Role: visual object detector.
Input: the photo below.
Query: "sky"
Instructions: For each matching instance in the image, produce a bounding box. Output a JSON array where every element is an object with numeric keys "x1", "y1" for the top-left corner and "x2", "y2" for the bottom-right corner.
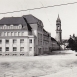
[{"x1": 0, "y1": 0, "x2": 77, "y2": 39}]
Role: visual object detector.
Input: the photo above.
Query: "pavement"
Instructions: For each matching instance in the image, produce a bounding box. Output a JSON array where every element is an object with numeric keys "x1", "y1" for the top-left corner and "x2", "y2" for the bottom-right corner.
[{"x1": 40, "y1": 67, "x2": 77, "y2": 77}]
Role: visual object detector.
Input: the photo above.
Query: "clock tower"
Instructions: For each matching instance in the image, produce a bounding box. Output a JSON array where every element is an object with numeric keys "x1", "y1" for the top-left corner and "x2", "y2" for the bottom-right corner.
[{"x1": 56, "y1": 14, "x2": 62, "y2": 44}]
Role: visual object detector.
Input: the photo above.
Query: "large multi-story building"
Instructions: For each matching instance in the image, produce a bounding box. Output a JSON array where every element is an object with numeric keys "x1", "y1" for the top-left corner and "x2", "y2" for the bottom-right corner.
[
  {"x1": 0, "y1": 14, "x2": 60, "y2": 56},
  {"x1": 0, "y1": 14, "x2": 52, "y2": 56}
]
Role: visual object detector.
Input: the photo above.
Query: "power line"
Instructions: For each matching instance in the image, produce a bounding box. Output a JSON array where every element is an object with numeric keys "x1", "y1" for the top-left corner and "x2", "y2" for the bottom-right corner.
[
  {"x1": 39, "y1": 1, "x2": 52, "y2": 26},
  {"x1": 0, "y1": 1, "x2": 77, "y2": 14}
]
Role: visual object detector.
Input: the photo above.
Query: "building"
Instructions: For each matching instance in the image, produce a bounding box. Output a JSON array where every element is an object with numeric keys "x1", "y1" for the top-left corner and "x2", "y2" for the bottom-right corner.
[
  {"x1": 62, "y1": 39, "x2": 69, "y2": 50},
  {"x1": 0, "y1": 14, "x2": 53, "y2": 56},
  {"x1": 23, "y1": 15, "x2": 44, "y2": 55},
  {"x1": 56, "y1": 14, "x2": 62, "y2": 44}
]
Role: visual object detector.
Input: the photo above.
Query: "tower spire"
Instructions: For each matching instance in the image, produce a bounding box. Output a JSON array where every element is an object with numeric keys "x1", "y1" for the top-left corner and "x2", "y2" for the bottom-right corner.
[
  {"x1": 56, "y1": 14, "x2": 61, "y2": 22},
  {"x1": 58, "y1": 14, "x2": 59, "y2": 18}
]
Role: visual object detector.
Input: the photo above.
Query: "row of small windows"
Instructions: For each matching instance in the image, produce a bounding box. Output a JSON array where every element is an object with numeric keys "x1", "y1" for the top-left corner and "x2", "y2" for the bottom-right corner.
[
  {"x1": 0, "y1": 39, "x2": 32, "y2": 44},
  {"x1": 0, "y1": 47, "x2": 32, "y2": 51},
  {"x1": 0, "y1": 47, "x2": 24, "y2": 51},
  {"x1": 0, "y1": 54, "x2": 25, "y2": 56},
  {"x1": 0, "y1": 32, "x2": 24, "y2": 36},
  {"x1": 0, "y1": 39, "x2": 24, "y2": 44},
  {"x1": 0, "y1": 25, "x2": 22, "y2": 29}
]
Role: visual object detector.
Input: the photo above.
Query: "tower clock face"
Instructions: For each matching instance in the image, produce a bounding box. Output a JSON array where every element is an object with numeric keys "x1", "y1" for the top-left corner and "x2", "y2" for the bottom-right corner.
[{"x1": 58, "y1": 26, "x2": 60, "y2": 30}]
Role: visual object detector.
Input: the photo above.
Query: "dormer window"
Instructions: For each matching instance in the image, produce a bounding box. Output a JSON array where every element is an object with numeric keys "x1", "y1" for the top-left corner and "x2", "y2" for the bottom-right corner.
[
  {"x1": 19, "y1": 24, "x2": 22, "y2": 29},
  {"x1": 10, "y1": 25, "x2": 13, "y2": 29},
  {"x1": 4, "y1": 25, "x2": 6, "y2": 29}
]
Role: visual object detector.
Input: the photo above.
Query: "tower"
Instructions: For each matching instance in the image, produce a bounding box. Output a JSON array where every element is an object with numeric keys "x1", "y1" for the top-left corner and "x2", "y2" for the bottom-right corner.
[{"x1": 56, "y1": 14, "x2": 62, "y2": 44}]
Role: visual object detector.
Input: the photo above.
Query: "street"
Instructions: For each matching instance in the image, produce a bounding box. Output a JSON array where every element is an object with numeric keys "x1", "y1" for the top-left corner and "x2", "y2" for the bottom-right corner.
[{"x1": 0, "y1": 50, "x2": 77, "y2": 77}]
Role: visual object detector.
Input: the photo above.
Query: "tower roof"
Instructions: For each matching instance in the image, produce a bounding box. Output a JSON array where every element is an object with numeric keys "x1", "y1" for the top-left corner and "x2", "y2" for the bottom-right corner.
[{"x1": 56, "y1": 14, "x2": 61, "y2": 22}]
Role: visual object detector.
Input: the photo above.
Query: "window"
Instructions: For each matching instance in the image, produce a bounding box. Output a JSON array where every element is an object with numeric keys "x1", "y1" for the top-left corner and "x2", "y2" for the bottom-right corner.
[
  {"x1": 19, "y1": 24, "x2": 22, "y2": 29},
  {"x1": 11, "y1": 32, "x2": 13, "y2": 36},
  {"x1": 0, "y1": 47, "x2": 2, "y2": 51},
  {"x1": 13, "y1": 39, "x2": 17, "y2": 44},
  {"x1": 6, "y1": 40, "x2": 9, "y2": 44},
  {"x1": 18, "y1": 32, "x2": 21, "y2": 36},
  {"x1": 7, "y1": 32, "x2": 10, "y2": 36},
  {"x1": 1, "y1": 32, "x2": 4, "y2": 36},
  {"x1": 5, "y1": 32, "x2": 7, "y2": 36},
  {"x1": 13, "y1": 47, "x2": 17, "y2": 51},
  {"x1": 20, "y1": 54, "x2": 24, "y2": 56},
  {"x1": 14, "y1": 32, "x2": 17, "y2": 36},
  {"x1": 13, "y1": 54, "x2": 17, "y2": 56},
  {"x1": 0, "y1": 40, "x2": 2, "y2": 44},
  {"x1": 5, "y1": 54, "x2": 9, "y2": 56},
  {"x1": 22, "y1": 32, "x2": 24, "y2": 36},
  {"x1": 29, "y1": 39, "x2": 32, "y2": 43},
  {"x1": 0, "y1": 33, "x2": 1, "y2": 36},
  {"x1": 6, "y1": 47, "x2": 9, "y2": 51},
  {"x1": 29, "y1": 47, "x2": 32, "y2": 51},
  {"x1": 20, "y1": 39, "x2": 24, "y2": 43},
  {"x1": 20, "y1": 47, "x2": 24, "y2": 51}
]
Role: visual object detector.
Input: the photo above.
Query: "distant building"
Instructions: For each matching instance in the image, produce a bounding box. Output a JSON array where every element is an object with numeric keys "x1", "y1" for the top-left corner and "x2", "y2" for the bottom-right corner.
[
  {"x1": 56, "y1": 15, "x2": 62, "y2": 44},
  {"x1": 62, "y1": 39, "x2": 69, "y2": 49}
]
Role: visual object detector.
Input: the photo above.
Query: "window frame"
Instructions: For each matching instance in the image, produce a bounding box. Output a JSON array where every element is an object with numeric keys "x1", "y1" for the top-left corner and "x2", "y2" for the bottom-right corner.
[
  {"x1": 0, "y1": 40, "x2": 2, "y2": 44},
  {"x1": 13, "y1": 39, "x2": 17, "y2": 44},
  {"x1": 29, "y1": 39, "x2": 32, "y2": 43},
  {"x1": 20, "y1": 47, "x2": 24, "y2": 51},
  {"x1": 20, "y1": 39, "x2": 24, "y2": 43},
  {"x1": 13, "y1": 47, "x2": 17, "y2": 51},
  {"x1": 6, "y1": 47, "x2": 9, "y2": 51},
  {"x1": 6, "y1": 40, "x2": 9, "y2": 44}
]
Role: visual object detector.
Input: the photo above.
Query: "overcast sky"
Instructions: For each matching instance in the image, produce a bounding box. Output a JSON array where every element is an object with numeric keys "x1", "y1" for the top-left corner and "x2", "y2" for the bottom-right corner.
[{"x1": 0, "y1": 0, "x2": 77, "y2": 39}]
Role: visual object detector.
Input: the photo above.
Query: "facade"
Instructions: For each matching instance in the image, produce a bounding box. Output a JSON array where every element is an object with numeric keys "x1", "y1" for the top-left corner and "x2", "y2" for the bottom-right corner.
[
  {"x1": 23, "y1": 15, "x2": 52, "y2": 55},
  {"x1": 43, "y1": 29, "x2": 51, "y2": 53},
  {"x1": 0, "y1": 16, "x2": 34, "y2": 56},
  {"x1": 56, "y1": 15, "x2": 62, "y2": 44}
]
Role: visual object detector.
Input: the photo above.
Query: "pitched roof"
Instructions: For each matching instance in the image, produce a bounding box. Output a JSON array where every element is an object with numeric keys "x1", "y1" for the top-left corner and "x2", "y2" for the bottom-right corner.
[
  {"x1": 0, "y1": 17, "x2": 32, "y2": 31},
  {"x1": 0, "y1": 17, "x2": 27, "y2": 25},
  {"x1": 23, "y1": 14, "x2": 41, "y2": 24},
  {"x1": 56, "y1": 14, "x2": 61, "y2": 22}
]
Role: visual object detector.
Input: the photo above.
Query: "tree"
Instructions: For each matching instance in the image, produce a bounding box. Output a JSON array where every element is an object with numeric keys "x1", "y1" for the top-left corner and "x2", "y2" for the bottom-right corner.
[{"x1": 67, "y1": 36, "x2": 77, "y2": 52}]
